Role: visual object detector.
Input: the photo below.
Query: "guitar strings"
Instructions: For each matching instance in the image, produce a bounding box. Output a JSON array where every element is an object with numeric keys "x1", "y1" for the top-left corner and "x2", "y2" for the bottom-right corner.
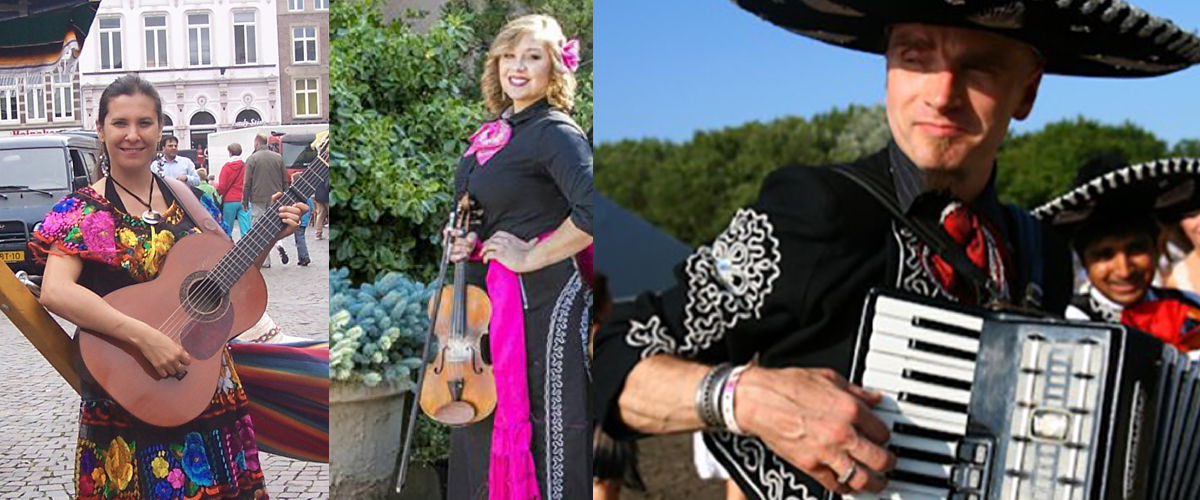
[
  {"x1": 154, "y1": 152, "x2": 328, "y2": 342},
  {"x1": 153, "y1": 159, "x2": 326, "y2": 345},
  {"x1": 151, "y1": 150, "x2": 328, "y2": 345}
]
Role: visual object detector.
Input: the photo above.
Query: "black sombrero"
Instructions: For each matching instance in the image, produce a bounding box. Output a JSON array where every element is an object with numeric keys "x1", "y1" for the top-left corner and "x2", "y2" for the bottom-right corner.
[
  {"x1": 732, "y1": 0, "x2": 1200, "y2": 77},
  {"x1": 1032, "y1": 157, "x2": 1200, "y2": 229}
]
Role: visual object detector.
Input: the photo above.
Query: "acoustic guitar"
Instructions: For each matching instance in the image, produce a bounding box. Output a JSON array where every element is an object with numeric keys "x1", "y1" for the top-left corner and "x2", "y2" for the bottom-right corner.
[{"x1": 78, "y1": 132, "x2": 329, "y2": 428}]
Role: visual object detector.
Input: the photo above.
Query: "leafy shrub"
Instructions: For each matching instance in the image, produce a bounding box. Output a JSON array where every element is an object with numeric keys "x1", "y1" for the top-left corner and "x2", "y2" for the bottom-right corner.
[
  {"x1": 329, "y1": 267, "x2": 430, "y2": 388},
  {"x1": 330, "y1": 0, "x2": 483, "y2": 284}
]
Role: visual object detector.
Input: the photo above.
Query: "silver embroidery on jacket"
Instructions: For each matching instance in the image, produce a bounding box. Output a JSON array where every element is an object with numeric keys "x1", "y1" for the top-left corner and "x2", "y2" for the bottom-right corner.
[
  {"x1": 679, "y1": 208, "x2": 782, "y2": 356},
  {"x1": 624, "y1": 315, "x2": 676, "y2": 358}
]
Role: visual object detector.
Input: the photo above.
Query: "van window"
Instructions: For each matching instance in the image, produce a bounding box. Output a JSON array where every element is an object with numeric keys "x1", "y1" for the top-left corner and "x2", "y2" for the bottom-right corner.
[
  {"x1": 70, "y1": 149, "x2": 88, "y2": 178},
  {"x1": 82, "y1": 152, "x2": 98, "y2": 180},
  {"x1": 0, "y1": 148, "x2": 70, "y2": 190}
]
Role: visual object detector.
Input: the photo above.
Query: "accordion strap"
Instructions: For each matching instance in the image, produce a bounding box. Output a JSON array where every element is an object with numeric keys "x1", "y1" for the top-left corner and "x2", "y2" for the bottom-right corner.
[{"x1": 829, "y1": 164, "x2": 998, "y2": 302}]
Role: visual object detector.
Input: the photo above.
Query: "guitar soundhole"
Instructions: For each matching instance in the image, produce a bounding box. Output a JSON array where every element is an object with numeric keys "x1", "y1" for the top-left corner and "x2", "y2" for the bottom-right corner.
[{"x1": 181, "y1": 273, "x2": 227, "y2": 319}]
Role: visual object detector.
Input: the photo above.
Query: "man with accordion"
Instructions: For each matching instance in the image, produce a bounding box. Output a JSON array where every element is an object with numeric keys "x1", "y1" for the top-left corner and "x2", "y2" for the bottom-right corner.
[{"x1": 592, "y1": 1, "x2": 1200, "y2": 499}]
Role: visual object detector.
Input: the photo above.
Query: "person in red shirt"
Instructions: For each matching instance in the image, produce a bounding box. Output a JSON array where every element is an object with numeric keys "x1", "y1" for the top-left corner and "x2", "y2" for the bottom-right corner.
[{"x1": 216, "y1": 142, "x2": 250, "y2": 237}]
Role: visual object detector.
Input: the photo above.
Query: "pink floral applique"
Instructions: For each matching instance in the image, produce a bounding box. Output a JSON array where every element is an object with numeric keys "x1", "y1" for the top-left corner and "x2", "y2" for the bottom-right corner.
[
  {"x1": 79, "y1": 211, "x2": 118, "y2": 262},
  {"x1": 562, "y1": 39, "x2": 581, "y2": 73},
  {"x1": 39, "y1": 198, "x2": 83, "y2": 240},
  {"x1": 167, "y1": 468, "x2": 184, "y2": 489},
  {"x1": 239, "y1": 415, "x2": 261, "y2": 471},
  {"x1": 462, "y1": 119, "x2": 512, "y2": 166}
]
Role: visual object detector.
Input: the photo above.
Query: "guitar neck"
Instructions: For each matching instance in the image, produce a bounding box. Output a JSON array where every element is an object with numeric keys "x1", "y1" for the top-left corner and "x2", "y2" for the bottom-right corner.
[{"x1": 209, "y1": 159, "x2": 328, "y2": 290}]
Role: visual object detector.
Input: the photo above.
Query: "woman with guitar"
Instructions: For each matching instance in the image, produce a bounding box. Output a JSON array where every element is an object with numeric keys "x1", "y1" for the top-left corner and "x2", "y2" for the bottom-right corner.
[
  {"x1": 442, "y1": 14, "x2": 593, "y2": 500},
  {"x1": 30, "y1": 74, "x2": 309, "y2": 499}
]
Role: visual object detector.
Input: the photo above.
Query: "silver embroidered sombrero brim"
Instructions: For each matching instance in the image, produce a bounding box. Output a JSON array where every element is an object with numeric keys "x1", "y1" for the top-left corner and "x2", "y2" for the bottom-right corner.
[
  {"x1": 1032, "y1": 158, "x2": 1200, "y2": 226},
  {"x1": 732, "y1": 0, "x2": 1200, "y2": 77}
]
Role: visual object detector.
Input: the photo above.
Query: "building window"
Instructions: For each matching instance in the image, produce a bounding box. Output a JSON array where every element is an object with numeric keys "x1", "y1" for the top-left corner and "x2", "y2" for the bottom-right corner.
[
  {"x1": 293, "y1": 27, "x2": 318, "y2": 64},
  {"x1": 25, "y1": 79, "x2": 46, "y2": 123},
  {"x1": 162, "y1": 114, "x2": 174, "y2": 136},
  {"x1": 52, "y1": 74, "x2": 73, "y2": 120},
  {"x1": 98, "y1": 17, "x2": 122, "y2": 70},
  {"x1": 288, "y1": 0, "x2": 304, "y2": 11},
  {"x1": 0, "y1": 87, "x2": 17, "y2": 123},
  {"x1": 233, "y1": 11, "x2": 257, "y2": 65},
  {"x1": 188, "y1": 13, "x2": 212, "y2": 66},
  {"x1": 294, "y1": 79, "x2": 319, "y2": 118},
  {"x1": 235, "y1": 109, "x2": 262, "y2": 127},
  {"x1": 314, "y1": 0, "x2": 328, "y2": 10},
  {"x1": 144, "y1": 15, "x2": 168, "y2": 68}
]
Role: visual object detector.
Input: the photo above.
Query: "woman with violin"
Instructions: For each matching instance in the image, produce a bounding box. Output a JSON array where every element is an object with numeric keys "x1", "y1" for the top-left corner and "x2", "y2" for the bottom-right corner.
[
  {"x1": 442, "y1": 14, "x2": 593, "y2": 500},
  {"x1": 31, "y1": 74, "x2": 309, "y2": 499}
]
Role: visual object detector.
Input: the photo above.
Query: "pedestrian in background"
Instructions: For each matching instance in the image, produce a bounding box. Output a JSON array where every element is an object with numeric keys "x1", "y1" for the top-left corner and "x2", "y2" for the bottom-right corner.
[
  {"x1": 217, "y1": 142, "x2": 251, "y2": 238},
  {"x1": 197, "y1": 167, "x2": 219, "y2": 203},
  {"x1": 152, "y1": 135, "x2": 200, "y2": 187},
  {"x1": 243, "y1": 133, "x2": 288, "y2": 267}
]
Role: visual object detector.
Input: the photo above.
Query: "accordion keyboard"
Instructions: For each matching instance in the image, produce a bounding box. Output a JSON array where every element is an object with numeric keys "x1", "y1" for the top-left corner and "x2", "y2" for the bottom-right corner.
[{"x1": 845, "y1": 289, "x2": 1164, "y2": 500}]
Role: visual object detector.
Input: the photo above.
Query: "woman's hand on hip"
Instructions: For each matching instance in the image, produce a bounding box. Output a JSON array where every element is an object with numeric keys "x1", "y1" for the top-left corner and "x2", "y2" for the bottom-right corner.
[{"x1": 482, "y1": 231, "x2": 539, "y2": 272}]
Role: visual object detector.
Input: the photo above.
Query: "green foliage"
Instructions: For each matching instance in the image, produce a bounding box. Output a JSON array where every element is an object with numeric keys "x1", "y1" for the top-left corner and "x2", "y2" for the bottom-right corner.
[
  {"x1": 330, "y1": 0, "x2": 483, "y2": 284},
  {"x1": 329, "y1": 268, "x2": 431, "y2": 388},
  {"x1": 411, "y1": 415, "x2": 452, "y2": 465},
  {"x1": 1172, "y1": 139, "x2": 1200, "y2": 158},
  {"x1": 996, "y1": 117, "x2": 1167, "y2": 208},
  {"x1": 596, "y1": 104, "x2": 888, "y2": 245}
]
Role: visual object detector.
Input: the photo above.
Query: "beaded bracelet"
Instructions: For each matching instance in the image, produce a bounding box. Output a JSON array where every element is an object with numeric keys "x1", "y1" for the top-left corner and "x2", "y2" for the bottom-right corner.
[{"x1": 721, "y1": 365, "x2": 752, "y2": 435}]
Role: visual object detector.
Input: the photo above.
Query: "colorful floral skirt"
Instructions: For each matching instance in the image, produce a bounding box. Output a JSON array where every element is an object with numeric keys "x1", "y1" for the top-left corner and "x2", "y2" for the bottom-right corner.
[{"x1": 75, "y1": 349, "x2": 269, "y2": 500}]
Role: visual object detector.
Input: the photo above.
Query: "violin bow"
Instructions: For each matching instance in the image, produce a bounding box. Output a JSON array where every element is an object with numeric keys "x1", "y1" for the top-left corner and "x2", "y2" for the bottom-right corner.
[{"x1": 395, "y1": 196, "x2": 465, "y2": 493}]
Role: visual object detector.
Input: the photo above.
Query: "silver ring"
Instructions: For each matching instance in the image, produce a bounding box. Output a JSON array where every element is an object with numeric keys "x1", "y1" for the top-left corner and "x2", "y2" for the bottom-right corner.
[{"x1": 837, "y1": 462, "x2": 858, "y2": 485}]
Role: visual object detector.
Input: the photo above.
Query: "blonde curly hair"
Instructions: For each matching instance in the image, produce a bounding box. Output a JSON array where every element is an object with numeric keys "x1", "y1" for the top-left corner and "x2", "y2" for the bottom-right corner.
[{"x1": 482, "y1": 14, "x2": 577, "y2": 116}]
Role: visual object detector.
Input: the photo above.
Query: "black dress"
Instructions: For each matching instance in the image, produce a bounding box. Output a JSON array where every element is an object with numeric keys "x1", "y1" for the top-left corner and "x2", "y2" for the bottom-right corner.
[
  {"x1": 592, "y1": 144, "x2": 1074, "y2": 500},
  {"x1": 448, "y1": 99, "x2": 593, "y2": 500}
]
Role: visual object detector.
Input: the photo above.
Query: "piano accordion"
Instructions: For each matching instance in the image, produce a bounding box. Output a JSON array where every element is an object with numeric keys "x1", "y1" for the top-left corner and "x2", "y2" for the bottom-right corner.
[{"x1": 846, "y1": 289, "x2": 1194, "y2": 500}]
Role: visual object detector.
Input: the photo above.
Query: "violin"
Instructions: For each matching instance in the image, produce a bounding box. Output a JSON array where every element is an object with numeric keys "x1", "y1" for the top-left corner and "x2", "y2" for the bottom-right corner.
[
  {"x1": 418, "y1": 195, "x2": 496, "y2": 425},
  {"x1": 397, "y1": 195, "x2": 497, "y2": 492}
]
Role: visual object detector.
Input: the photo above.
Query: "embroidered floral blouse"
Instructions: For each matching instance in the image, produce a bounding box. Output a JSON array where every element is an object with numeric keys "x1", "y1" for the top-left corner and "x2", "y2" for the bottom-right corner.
[{"x1": 30, "y1": 181, "x2": 224, "y2": 296}]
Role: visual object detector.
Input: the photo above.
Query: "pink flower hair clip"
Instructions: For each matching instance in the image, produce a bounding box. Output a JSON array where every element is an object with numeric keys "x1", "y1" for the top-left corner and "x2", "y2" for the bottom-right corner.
[{"x1": 561, "y1": 39, "x2": 581, "y2": 73}]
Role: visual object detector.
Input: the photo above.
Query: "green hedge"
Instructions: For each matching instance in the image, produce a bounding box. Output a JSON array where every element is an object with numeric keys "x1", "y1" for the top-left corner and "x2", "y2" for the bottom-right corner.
[{"x1": 330, "y1": 0, "x2": 484, "y2": 284}]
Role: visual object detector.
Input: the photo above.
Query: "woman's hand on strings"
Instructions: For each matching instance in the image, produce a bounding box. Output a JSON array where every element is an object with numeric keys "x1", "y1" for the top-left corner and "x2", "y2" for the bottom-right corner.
[
  {"x1": 131, "y1": 323, "x2": 192, "y2": 379},
  {"x1": 270, "y1": 192, "x2": 310, "y2": 240}
]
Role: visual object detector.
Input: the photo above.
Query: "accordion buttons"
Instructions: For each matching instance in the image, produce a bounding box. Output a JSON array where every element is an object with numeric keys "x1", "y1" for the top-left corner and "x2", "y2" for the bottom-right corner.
[{"x1": 1031, "y1": 409, "x2": 1073, "y2": 442}]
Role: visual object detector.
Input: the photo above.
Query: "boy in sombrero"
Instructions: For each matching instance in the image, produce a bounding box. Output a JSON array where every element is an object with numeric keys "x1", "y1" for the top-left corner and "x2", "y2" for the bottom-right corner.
[
  {"x1": 1036, "y1": 153, "x2": 1200, "y2": 353},
  {"x1": 594, "y1": 1, "x2": 1200, "y2": 498}
]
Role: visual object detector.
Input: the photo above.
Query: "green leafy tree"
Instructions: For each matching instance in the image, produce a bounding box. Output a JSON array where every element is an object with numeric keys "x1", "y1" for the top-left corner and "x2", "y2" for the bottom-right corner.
[
  {"x1": 1171, "y1": 139, "x2": 1200, "y2": 158},
  {"x1": 331, "y1": 0, "x2": 482, "y2": 284},
  {"x1": 597, "y1": 105, "x2": 888, "y2": 244},
  {"x1": 996, "y1": 117, "x2": 1167, "y2": 208}
]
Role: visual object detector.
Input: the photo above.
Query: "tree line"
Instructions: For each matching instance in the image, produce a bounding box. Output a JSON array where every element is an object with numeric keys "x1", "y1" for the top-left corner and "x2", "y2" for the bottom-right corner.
[{"x1": 596, "y1": 104, "x2": 1200, "y2": 246}]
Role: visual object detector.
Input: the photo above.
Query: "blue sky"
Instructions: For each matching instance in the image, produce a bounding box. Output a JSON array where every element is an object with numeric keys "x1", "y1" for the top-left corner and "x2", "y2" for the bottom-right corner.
[{"x1": 595, "y1": 1, "x2": 1200, "y2": 147}]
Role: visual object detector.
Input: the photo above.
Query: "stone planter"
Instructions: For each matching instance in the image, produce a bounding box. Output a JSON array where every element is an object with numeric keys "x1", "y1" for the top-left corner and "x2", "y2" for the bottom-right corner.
[{"x1": 330, "y1": 380, "x2": 409, "y2": 499}]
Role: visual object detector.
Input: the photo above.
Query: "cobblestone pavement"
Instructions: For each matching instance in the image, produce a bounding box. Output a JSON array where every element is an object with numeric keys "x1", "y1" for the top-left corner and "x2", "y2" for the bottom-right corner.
[{"x1": 0, "y1": 228, "x2": 329, "y2": 499}]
